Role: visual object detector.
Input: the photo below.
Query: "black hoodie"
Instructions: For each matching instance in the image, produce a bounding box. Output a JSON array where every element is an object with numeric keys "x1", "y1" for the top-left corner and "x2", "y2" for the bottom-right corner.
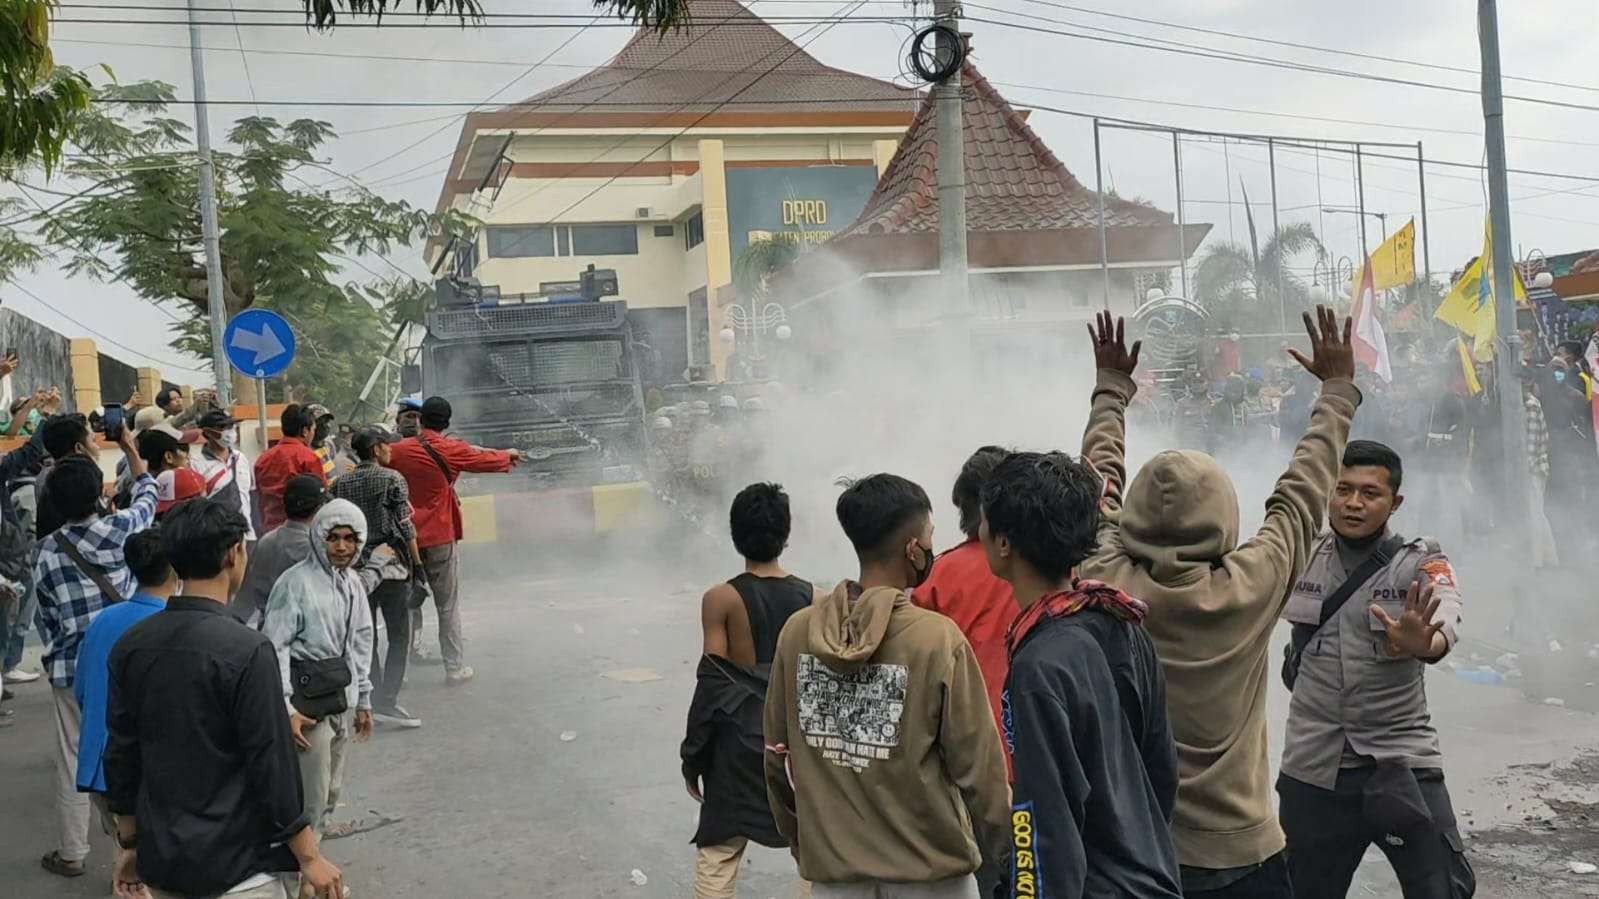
[{"x1": 1005, "y1": 608, "x2": 1182, "y2": 899}]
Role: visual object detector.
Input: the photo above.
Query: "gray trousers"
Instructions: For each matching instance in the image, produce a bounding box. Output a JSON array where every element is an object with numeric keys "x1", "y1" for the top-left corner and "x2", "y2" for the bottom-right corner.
[
  {"x1": 416, "y1": 542, "x2": 463, "y2": 671},
  {"x1": 299, "y1": 710, "x2": 353, "y2": 835},
  {"x1": 52, "y1": 686, "x2": 91, "y2": 862},
  {"x1": 151, "y1": 880, "x2": 288, "y2": 899},
  {"x1": 811, "y1": 876, "x2": 980, "y2": 899}
]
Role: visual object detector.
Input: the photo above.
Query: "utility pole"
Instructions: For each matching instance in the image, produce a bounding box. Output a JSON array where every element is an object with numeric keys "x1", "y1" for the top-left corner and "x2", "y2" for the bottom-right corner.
[
  {"x1": 1478, "y1": 0, "x2": 1528, "y2": 532},
  {"x1": 933, "y1": 0, "x2": 968, "y2": 318},
  {"x1": 189, "y1": 0, "x2": 232, "y2": 405}
]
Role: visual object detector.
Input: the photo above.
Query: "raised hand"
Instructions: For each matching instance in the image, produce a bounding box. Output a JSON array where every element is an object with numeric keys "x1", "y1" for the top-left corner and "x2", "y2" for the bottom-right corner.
[
  {"x1": 1286, "y1": 305, "x2": 1355, "y2": 382},
  {"x1": 1087, "y1": 310, "x2": 1141, "y2": 376},
  {"x1": 1370, "y1": 579, "x2": 1447, "y2": 660}
]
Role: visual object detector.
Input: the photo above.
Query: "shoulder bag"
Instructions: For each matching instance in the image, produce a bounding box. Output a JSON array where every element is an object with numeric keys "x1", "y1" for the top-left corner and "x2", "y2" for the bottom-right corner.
[
  {"x1": 56, "y1": 538, "x2": 123, "y2": 606},
  {"x1": 289, "y1": 593, "x2": 354, "y2": 720},
  {"x1": 1281, "y1": 534, "x2": 1404, "y2": 691}
]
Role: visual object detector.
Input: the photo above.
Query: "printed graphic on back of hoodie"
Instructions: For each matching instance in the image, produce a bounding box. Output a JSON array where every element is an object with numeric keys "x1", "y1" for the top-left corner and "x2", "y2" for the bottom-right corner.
[{"x1": 795, "y1": 653, "x2": 907, "y2": 771}]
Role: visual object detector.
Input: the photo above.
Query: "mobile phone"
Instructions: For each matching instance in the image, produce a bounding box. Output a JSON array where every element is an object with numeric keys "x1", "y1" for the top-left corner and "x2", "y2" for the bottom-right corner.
[{"x1": 102, "y1": 403, "x2": 124, "y2": 441}]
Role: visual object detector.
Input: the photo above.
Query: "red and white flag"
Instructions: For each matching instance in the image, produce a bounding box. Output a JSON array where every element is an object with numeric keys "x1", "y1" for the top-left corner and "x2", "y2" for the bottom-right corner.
[{"x1": 1351, "y1": 261, "x2": 1392, "y2": 382}]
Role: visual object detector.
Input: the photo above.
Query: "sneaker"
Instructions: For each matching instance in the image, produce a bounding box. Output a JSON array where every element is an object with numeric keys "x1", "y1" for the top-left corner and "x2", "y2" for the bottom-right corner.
[
  {"x1": 410, "y1": 647, "x2": 443, "y2": 667},
  {"x1": 445, "y1": 666, "x2": 476, "y2": 687},
  {"x1": 1, "y1": 688, "x2": 11, "y2": 702},
  {"x1": 372, "y1": 705, "x2": 422, "y2": 729},
  {"x1": 3, "y1": 668, "x2": 40, "y2": 684}
]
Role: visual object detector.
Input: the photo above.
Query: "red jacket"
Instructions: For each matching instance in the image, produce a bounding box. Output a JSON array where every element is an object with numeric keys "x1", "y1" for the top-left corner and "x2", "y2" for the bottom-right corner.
[
  {"x1": 385, "y1": 430, "x2": 514, "y2": 549},
  {"x1": 253, "y1": 436, "x2": 324, "y2": 532},
  {"x1": 911, "y1": 539, "x2": 1019, "y2": 775}
]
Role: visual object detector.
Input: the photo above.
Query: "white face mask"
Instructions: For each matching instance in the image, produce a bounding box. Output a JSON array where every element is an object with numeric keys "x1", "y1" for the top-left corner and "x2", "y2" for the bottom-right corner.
[{"x1": 220, "y1": 429, "x2": 238, "y2": 449}]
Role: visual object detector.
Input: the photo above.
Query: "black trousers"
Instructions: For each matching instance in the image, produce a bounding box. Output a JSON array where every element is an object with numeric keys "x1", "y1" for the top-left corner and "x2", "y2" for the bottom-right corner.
[
  {"x1": 368, "y1": 580, "x2": 412, "y2": 710},
  {"x1": 1278, "y1": 768, "x2": 1475, "y2": 899},
  {"x1": 1181, "y1": 852, "x2": 1293, "y2": 899}
]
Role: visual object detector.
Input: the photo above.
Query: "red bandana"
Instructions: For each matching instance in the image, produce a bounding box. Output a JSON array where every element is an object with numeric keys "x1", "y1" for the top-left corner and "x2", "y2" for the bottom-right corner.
[{"x1": 1005, "y1": 579, "x2": 1150, "y2": 658}]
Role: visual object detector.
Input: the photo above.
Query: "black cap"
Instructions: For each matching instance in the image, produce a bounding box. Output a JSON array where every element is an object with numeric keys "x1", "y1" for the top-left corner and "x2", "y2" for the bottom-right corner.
[
  {"x1": 283, "y1": 474, "x2": 327, "y2": 520},
  {"x1": 351, "y1": 426, "x2": 401, "y2": 458},
  {"x1": 421, "y1": 396, "x2": 451, "y2": 429},
  {"x1": 197, "y1": 408, "x2": 241, "y2": 431}
]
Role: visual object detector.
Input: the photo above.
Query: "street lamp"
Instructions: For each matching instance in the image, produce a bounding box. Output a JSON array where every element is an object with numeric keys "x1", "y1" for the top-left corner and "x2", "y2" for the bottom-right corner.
[{"x1": 722, "y1": 302, "x2": 792, "y2": 377}]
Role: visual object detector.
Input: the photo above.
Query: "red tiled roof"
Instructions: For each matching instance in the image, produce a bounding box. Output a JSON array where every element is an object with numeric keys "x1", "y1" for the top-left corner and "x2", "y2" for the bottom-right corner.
[
  {"x1": 836, "y1": 64, "x2": 1175, "y2": 237},
  {"x1": 507, "y1": 0, "x2": 916, "y2": 115}
]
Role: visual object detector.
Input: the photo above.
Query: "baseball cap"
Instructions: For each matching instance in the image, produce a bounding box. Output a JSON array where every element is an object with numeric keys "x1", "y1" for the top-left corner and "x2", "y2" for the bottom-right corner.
[
  {"x1": 306, "y1": 403, "x2": 334, "y2": 423},
  {"x1": 351, "y1": 425, "x2": 401, "y2": 458},
  {"x1": 197, "y1": 408, "x2": 241, "y2": 431},
  {"x1": 155, "y1": 468, "x2": 206, "y2": 514}
]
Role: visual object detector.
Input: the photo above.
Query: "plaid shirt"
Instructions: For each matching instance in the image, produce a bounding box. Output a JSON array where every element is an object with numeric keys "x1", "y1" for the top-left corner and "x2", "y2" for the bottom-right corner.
[
  {"x1": 34, "y1": 475, "x2": 157, "y2": 688},
  {"x1": 329, "y1": 460, "x2": 415, "y2": 564},
  {"x1": 1525, "y1": 392, "x2": 1551, "y2": 479}
]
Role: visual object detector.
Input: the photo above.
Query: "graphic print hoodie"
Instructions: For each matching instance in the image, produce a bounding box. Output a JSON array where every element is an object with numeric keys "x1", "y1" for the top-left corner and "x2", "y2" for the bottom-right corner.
[{"x1": 763, "y1": 581, "x2": 1010, "y2": 884}]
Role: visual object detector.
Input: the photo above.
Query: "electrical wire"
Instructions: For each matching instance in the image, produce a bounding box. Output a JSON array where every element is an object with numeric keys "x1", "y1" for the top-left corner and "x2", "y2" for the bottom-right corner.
[
  {"x1": 225, "y1": 0, "x2": 261, "y2": 118},
  {"x1": 54, "y1": 14, "x2": 910, "y2": 28},
  {"x1": 1007, "y1": 0, "x2": 1599, "y2": 98},
  {"x1": 2, "y1": 281, "x2": 201, "y2": 372}
]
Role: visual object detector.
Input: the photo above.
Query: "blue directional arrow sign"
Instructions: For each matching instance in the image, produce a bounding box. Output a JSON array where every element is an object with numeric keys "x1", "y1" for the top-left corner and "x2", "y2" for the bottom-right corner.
[{"x1": 223, "y1": 309, "x2": 297, "y2": 379}]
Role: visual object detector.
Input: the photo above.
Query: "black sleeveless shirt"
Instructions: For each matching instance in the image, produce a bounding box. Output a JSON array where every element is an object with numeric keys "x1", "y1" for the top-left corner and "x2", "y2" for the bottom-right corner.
[{"x1": 727, "y1": 573, "x2": 812, "y2": 665}]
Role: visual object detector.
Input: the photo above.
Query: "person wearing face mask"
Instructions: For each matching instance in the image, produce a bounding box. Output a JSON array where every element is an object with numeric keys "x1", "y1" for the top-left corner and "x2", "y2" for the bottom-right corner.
[
  {"x1": 763, "y1": 474, "x2": 1009, "y2": 899},
  {"x1": 395, "y1": 397, "x2": 423, "y2": 439},
  {"x1": 189, "y1": 409, "x2": 257, "y2": 548}
]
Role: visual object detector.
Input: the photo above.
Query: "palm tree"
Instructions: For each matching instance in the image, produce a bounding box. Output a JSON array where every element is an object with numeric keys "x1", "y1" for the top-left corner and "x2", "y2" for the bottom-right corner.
[
  {"x1": 733, "y1": 237, "x2": 800, "y2": 301},
  {"x1": 1193, "y1": 221, "x2": 1325, "y2": 329}
]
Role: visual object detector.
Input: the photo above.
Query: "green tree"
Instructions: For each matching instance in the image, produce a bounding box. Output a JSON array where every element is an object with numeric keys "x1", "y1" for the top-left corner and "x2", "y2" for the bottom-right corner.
[
  {"x1": 733, "y1": 236, "x2": 799, "y2": 301},
  {"x1": 1192, "y1": 221, "x2": 1325, "y2": 330},
  {"x1": 302, "y1": 0, "x2": 690, "y2": 31},
  {"x1": 35, "y1": 82, "x2": 466, "y2": 413}
]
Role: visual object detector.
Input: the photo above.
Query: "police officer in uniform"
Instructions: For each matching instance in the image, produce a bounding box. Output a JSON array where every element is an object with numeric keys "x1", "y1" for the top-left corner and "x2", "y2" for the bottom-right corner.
[{"x1": 1277, "y1": 440, "x2": 1474, "y2": 899}]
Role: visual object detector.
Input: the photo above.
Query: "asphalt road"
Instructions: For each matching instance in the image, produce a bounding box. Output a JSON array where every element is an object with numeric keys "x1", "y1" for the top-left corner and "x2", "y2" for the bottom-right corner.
[{"x1": 3, "y1": 540, "x2": 1598, "y2": 898}]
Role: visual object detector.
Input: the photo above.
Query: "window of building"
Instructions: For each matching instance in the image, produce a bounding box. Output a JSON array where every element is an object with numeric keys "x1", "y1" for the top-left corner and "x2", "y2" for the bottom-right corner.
[
  {"x1": 557, "y1": 226, "x2": 571, "y2": 256},
  {"x1": 570, "y1": 224, "x2": 639, "y2": 256},
  {"x1": 684, "y1": 212, "x2": 705, "y2": 251},
  {"x1": 653, "y1": 224, "x2": 675, "y2": 238},
  {"x1": 452, "y1": 239, "x2": 479, "y2": 279},
  {"x1": 486, "y1": 226, "x2": 555, "y2": 258}
]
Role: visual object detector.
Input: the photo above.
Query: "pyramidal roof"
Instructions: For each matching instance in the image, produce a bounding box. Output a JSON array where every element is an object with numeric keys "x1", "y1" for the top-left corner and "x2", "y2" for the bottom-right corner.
[
  {"x1": 837, "y1": 64, "x2": 1174, "y2": 237},
  {"x1": 508, "y1": 0, "x2": 916, "y2": 114}
]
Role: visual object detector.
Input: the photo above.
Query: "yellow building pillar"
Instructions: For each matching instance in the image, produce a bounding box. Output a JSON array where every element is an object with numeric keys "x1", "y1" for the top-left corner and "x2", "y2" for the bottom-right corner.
[
  {"x1": 873, "y1": 139, "x2": 899, "y2": 178},
  {"x1": 699, "y1": 138, "x2": 734, "y2": 378},
  {"x1": 136, "y1": 367, "x2": 162, "y2": 406},
  {"x1": 69, "y1": 338, "x2": 101, "y2": 414}
]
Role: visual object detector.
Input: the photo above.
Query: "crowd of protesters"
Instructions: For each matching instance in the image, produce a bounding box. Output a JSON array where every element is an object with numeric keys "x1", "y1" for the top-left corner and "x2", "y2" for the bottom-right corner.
[
  {"x1": 683, "y1": 308, "x2": 1476, "y2": 899},
  {"x1": 0, "y1": 373, "x2": 522, "y2": 898}
]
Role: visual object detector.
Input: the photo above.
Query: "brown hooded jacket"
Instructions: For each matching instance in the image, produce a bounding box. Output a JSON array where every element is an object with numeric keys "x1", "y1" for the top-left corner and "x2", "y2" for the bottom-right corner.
[
  {"x1": 763, "y1": 582, "x2": 1010, "y2": 884},
  {"x1": 1077, "y1": 369, "x2": 1361, "y2": 870}
]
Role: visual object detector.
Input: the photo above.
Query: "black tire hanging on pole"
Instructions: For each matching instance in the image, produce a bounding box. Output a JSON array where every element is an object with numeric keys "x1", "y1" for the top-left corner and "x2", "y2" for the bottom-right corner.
[{"x1": 909, "y1": 23, "x2": 965, "y2": 84}]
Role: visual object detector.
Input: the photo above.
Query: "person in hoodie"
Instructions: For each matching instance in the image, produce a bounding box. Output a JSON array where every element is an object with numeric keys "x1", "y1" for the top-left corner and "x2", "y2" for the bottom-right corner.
[
  {"x1": 261, "y1": 498, "x2": 376, "y2": 835},
  {"x1": 682, "y1": 482, "x2": 816, "y2": 899},
  {"x1": 983, "y1": 449, "x2": 1182, "y2": 899},
  {"x1": 1076, "y1": 307, "x2": 1359, "y2": 899},
  {"x1": 764, "y1": 474, "x2": 1009, "y2": 899}
]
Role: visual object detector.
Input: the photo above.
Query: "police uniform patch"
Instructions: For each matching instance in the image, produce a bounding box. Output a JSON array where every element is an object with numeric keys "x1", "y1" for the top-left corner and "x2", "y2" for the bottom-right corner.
[{"x1": 1419, "y1": 559, "x2": 1456, "y2": 588}]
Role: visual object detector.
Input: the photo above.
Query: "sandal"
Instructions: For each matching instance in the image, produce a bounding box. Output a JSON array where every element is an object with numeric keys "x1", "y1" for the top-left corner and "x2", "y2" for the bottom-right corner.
[{"x1": 40, "y1": 850, "x2": 86, "y2": 878}]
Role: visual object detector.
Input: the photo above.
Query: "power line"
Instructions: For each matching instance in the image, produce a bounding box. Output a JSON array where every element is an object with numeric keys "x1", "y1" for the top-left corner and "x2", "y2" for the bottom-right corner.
[
  {"x1": 224, "y1": 0, "x2": 261, "y2": 117},
  {"x1": 2, "y1": 281, "x2": 201, "y2": 372},
  {"x1": 54, "y1": 14, "x2": 909, "y2": 27},
  {"x1": 961, "y1": 13, "x2": 1599, "y2": 117},
  {"x1": 1009, "y1": 0, "x2": 1599, "y2": 98}
]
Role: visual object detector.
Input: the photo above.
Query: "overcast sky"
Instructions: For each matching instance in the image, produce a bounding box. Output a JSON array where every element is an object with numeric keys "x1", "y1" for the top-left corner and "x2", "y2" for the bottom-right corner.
[{"x1": 12, "y1": 0, "x2": 1599, "y2": 380}]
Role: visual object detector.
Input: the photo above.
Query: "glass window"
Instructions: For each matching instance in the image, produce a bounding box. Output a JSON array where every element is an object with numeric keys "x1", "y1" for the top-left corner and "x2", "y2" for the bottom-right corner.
[
  {"x1": 683, "y1": 212, "x2": 705, "y2": 251},
  {"x1": 557, "y1": 226, "x2": 571, "y2": 256},
  {"x1": 653, "y1": 224, "x2": 675, "y2": 238},
  {"x1": 570, "y1": 224, "x2": 638, "y2": 256},
  {"x1": 486, "y1": 226, "x2": 555, "y2": 258}
]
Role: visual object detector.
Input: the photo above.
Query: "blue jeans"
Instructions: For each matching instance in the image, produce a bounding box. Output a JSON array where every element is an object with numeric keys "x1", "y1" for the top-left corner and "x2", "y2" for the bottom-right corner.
[{"x1": 3, "y1": 579, "x2": 35, "y2": 672}]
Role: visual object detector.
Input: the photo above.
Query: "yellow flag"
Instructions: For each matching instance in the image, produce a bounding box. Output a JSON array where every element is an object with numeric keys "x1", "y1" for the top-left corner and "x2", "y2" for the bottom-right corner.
[
  {"x1": 1367, "y1": 219, "x2": 1416, "y2": 290},
  {"x1": 1456, "y1": 337, "x2": 1482, "y2": 395},
  {"x1": 1434, "y1": 219, "x2": 1527, "y2": 360}
]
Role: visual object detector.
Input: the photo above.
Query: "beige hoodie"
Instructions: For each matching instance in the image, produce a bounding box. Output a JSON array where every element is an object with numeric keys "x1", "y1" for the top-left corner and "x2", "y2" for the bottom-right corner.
[
  {"x1": 763, "y1": 582, "x2": 1010, "y2": 884},
  {"x1": 1077, "y1": 369, "x2": 1360, "y2": 870}
]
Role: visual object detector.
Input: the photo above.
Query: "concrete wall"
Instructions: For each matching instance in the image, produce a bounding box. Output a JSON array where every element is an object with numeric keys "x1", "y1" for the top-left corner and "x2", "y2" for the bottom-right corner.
[{"x1": 0, "y1": 308, "x2": 74, "y2": 411}]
